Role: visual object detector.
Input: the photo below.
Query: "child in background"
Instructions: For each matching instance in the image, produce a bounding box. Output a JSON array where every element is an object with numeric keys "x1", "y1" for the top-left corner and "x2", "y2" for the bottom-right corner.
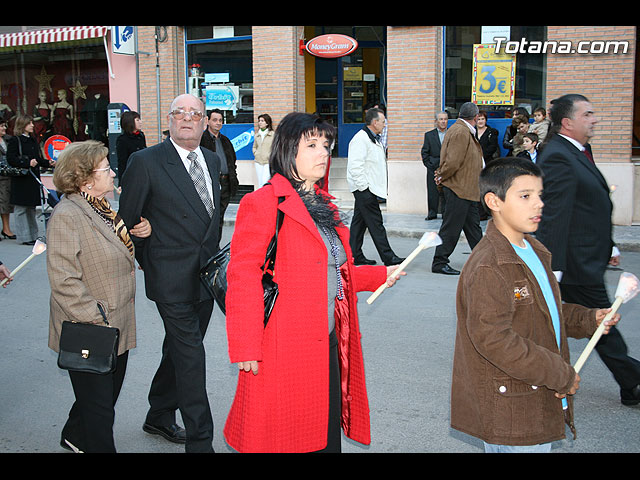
[
  {"x1": 450, "y1": 157, "x2": 620, "y2": 453},
  {"x1": 529, "y1": 107, "x2": 551, "y2": 143},
  {"x1": 509, "y1": 115, "x2": 530, "y2": 156},
  {"x1": 517, "y1": 132, "x2": 539, "y2": 163}
]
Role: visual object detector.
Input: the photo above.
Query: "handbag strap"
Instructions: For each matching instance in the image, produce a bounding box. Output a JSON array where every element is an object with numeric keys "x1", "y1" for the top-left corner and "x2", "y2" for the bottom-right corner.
[
  {"x1": 262, "y1": 193, "x2": 285, "y2": 273},
  {"x1": 96, "y1": 302, "x2": 110, "y2": 326}
]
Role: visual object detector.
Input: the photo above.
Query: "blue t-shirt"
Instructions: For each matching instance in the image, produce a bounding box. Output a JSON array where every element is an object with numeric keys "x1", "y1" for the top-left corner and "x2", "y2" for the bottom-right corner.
[{"x1": 511, "y1": 239, "x2": 567, "y2": 409}]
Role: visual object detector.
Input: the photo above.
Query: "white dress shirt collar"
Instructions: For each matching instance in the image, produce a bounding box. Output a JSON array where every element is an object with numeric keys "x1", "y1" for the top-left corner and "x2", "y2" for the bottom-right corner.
[{"x1": 558, "y1": 133, "x2": 585, "y2": 151}]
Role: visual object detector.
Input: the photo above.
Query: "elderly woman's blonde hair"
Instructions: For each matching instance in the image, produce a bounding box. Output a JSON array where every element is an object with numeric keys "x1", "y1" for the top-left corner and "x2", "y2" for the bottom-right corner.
[{"x1": 53, "y1": 140, "x2": 109, "y2": 194}]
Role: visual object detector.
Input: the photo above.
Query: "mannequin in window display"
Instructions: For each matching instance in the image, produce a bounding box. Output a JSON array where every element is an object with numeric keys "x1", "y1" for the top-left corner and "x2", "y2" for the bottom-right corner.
[
  {"x1": 52, "y1": 89, "x2": 74, "y2": 140},
  {"x1": 33, "y1": 90, "x2": 52, "y2": 145},
  {"x1": 82, "y1": 92, "x2": 109, "y2": 145}
]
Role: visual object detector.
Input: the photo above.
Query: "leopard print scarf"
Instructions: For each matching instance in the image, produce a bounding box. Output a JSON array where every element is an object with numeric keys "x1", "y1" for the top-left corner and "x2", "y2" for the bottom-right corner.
[{"x1": 80, "y1": 191, "x2": 134, "y2": 256}]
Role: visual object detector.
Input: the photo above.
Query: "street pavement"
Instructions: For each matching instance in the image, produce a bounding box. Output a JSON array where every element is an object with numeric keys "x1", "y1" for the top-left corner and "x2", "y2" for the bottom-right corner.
[{"x1": 0, "y1": 205, "x2": 639, "y2": 454}]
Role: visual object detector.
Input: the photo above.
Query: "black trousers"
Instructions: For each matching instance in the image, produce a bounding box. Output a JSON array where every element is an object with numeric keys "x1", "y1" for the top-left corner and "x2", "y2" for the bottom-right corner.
[
  {"x1": 217, "y1": 176, "x2": 232, "y2": 251},
  {"x1": 63, "y1": 350, "x2": 129, "y2": 453},
  {"x1": 349, "y1": 188, "x2": 395, "y2": 264},
  {"x1": 426, "y1": 167, "x2": 445, "y2": 216},
  {"x1": 147, "y1": 299, "x2": 215, "y2": 453},
  {"x1": 560, "y1": 283, "x2": 640, "y2": 391},
  {"x1": 432, "y1": 186, "x2": 483, "y2": 270},
  {"x1": 315, "y1": 329, "x2": 341, "y2": 453}
]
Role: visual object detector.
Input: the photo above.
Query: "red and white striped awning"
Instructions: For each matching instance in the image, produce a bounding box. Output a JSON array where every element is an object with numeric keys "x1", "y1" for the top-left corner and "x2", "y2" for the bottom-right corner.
[{"x1": 0, "y1": 26, "x2": 109, "y2": 49}]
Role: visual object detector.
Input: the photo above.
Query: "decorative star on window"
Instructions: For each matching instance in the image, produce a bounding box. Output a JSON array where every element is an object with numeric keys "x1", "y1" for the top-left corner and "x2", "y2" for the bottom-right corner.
[{"x1": 70, "y1": 80, "x2": 87, "y2": 100}]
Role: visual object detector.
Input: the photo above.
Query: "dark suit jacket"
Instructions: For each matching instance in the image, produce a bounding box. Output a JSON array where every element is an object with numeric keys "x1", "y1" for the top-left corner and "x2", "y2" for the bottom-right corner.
[
  {"x1": 535, "y1": 134, "x2": 613, "y2": 286},
  {"x1": 420, "y1": 128, "x2": 443, "y2": 170},
  {"x1": 118, "y1": 138, "x2": 221, "y2": 303}
]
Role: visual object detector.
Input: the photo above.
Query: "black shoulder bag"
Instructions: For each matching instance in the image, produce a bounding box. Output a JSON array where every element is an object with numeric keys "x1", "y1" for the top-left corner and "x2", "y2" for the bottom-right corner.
[
  {"x1": 57, "y1": 303, "x2": 120, "y2": 375},
  {"x1": 0, "y1": 137, "x2": 29, "y2": 177},
  {"x1": 200, "y1": 195, "x2": 285, "y2": 327}
]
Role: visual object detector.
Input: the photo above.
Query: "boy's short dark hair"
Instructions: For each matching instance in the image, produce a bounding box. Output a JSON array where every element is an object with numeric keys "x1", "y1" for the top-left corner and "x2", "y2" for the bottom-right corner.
[
  {"x1": 534, "y1": 107, "x2": 546, "y2": 116},
  {"x1": 523, "y1": 132, "x2": 539, "y2": 144},
  {"x1": 479, "y1": 157, "x2": 543, "y2": 212}
]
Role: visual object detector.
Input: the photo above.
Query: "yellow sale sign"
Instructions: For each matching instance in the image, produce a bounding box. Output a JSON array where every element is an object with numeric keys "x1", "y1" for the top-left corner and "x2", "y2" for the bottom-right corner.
[{"x1": 472, "y1": 43, "x2": 516, "y2": 105}]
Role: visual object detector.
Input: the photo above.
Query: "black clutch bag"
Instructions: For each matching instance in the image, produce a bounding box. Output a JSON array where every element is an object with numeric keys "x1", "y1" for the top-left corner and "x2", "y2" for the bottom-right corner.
[
  {"x1": 200, "y1": 196, "x2": 284, "y2": 327},
  {"x1": 57, "y1": 303, "x2": 120, "y2": 375}
]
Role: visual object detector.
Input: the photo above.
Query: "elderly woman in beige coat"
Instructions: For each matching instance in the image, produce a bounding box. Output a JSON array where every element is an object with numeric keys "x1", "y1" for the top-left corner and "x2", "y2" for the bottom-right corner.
[{"x1": 47, "y1": 140, "x2": 151, "y2": 453}]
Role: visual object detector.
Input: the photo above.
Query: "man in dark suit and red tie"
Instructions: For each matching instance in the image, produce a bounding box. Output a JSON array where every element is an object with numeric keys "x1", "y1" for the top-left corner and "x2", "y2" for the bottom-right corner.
[
  {"x1": 536, "y1": 94, "x2": 640, "y2": 407},
  {"x1": 119, "y1": 93, "x2": 222, "y2": 452}
]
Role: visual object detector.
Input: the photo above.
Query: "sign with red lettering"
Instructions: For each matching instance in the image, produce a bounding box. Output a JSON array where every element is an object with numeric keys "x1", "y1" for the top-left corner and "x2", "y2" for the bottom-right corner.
[{"x1": 305, "y1": 34, "x2": 358, "y2": 58}]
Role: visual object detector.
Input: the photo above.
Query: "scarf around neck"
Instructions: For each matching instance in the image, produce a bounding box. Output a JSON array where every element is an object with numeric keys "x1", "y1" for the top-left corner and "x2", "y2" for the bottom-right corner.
[{"x1": 81, "y1": 191, "x2": 134, "y2": 256}]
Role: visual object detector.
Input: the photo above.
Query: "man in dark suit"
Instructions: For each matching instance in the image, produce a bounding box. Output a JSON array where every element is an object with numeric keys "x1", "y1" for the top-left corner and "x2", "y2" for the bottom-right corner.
[
  {"x1": 119, "y1": 93, "x2": 221, "y2": 452},
  {"x1": 421, "y1": 111, "x2": 448, "y2": 220},
  {"x1": 200, "y1": 108, "x2": 239, "y2": 250},
  {"x1": 536, "y1": 94, "x2": 640, "y2": 406}
]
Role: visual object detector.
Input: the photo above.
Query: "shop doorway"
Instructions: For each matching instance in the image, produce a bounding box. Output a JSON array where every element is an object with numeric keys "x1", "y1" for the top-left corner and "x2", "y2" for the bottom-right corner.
[{"x1": 308, "y1": 27, "x2": 386, "y2": 157}]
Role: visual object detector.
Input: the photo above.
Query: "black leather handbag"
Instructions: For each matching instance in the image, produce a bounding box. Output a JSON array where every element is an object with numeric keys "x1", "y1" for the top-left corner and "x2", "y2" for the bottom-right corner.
[
  {"x1": 0, "y1": 138, "x2": 29, "y2": 177},
  {"x1": 261, "y1": 201, "x2": 284, "y2": 327},
  {"x1": 200, "y1": 241, "x2": 231, "y2": 313},
  {"x1": 57, "y1": 303, "x2": 120, "y2": 375},
  {"x1": 0, "y1": 163, "x2": 28, "y2": 177},
  {"x1": 200, "y1": 196, "x2": 284, "y2": 327}
]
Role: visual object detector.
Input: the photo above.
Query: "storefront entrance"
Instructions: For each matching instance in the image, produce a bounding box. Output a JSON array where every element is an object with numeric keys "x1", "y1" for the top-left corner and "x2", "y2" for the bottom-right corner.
[{"x1": 306, "y1": 27, "x2": 386, "y2": 157}]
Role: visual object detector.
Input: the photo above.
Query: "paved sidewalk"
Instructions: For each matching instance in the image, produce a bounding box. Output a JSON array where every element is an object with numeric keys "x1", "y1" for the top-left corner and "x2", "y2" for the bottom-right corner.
[{"x1": 221, "y1": 203, "x2": 640, "y2": 251}]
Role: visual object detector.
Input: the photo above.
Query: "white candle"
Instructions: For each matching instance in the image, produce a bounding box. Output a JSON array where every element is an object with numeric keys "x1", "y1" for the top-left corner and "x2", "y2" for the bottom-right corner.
[{"x1": 0, "y1": 240, "x2": 47, "y2": 286}]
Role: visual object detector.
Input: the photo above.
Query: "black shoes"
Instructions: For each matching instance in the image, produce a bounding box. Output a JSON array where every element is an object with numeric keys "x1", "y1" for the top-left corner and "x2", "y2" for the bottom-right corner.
[
  {"x1": 621, "y1": 384, "x2": 640, "y2": 406},
  {"x1": 432, "y1": 264, "x2": 460, "y2": 275},
  {"x1": 354, "y1": 257, "x2": 377, "y2": 266},
  {"x1": 425, "y1": 213, "x2": 437, "y2": 220},
  {"x1": 384, "y1": 256, "x2": 406, "y2": 266},
  {"x1": 355, "y1": 256, "x2": 405, "y2": 266},
  {"x1": 22, "y1": 240, "x2": 36, "y2": 245},
  {"x1": 142, "y1": 422, "x2": 187, "y2": 444},
  {"x1": 1, "y1": 230, "x2": 16, "y2": 239}
]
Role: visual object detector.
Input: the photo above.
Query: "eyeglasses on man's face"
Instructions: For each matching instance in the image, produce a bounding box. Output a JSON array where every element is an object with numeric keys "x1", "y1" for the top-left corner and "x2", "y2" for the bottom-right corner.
[{"x1": 169, "y1": 109, "x2": 204, "y2": 121}]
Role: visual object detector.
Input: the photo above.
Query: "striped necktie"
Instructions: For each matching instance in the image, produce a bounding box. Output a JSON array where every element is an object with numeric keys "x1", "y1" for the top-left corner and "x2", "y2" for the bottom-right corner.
[{"x1": 187, "y1": 151, "x2": 214, "y2": 217}]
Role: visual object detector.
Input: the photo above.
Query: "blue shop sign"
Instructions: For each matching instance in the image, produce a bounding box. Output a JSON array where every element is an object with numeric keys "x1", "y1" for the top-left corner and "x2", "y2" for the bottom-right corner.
[{"x1": 205, "y1": 85, "x2": 239, "y2": 110}]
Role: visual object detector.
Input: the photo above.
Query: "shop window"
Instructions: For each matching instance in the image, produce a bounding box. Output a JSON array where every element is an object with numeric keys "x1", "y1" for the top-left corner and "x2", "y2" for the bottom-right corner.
[
  {"x1": 444, "y1": 26, "x2": 546, "y2": 119},
  {"x1": 185, "y1": 26, "x2": 252, "y2": 124},
  {"x1": 0, "y1": 43, "x2": 110, "y2": 148}
]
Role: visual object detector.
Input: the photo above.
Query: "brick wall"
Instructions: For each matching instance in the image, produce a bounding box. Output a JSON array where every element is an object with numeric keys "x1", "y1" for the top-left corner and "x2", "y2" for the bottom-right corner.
[
  {"x1": 546, "y1": 26, "x2": 636, "y2": 163},
  {"x1": 386, "y1": 26, "x2": 443, "y2": 164},
  {"x1": 137, "y1": 26, "x2": 185, "y2": 146},
  {"x1": 251, "y1": 26, "x2": 305, "y2": 128}
]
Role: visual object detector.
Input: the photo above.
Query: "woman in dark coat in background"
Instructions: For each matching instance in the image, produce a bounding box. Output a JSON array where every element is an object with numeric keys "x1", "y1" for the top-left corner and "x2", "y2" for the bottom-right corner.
[
  {"x1": 116, "y1": 110, "x2": 146, "y2": 185},
  {"x1": 6, "y1": 115, "x2": 55, "y2": 244}
]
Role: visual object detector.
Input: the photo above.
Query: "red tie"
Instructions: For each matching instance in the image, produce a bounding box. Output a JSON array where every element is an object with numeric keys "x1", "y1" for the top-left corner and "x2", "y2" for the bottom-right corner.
[{"x1": 583, "y1": 148, "x2": 594, "y2": 164}]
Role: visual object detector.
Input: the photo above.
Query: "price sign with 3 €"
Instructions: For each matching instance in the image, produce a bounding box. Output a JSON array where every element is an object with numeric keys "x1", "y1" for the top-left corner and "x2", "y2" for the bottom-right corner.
[{"x1": 471, "y1": 43, "x2": 516, "y2": 105}]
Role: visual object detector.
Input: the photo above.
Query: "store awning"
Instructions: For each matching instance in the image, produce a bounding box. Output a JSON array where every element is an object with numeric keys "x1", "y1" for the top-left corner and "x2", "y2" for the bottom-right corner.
[{"x1": 0, "y1": 26, "x2": 109, "y2": 50}]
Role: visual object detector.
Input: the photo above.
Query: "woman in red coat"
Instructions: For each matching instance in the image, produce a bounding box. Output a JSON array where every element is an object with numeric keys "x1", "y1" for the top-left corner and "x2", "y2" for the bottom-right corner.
[{"x1": 224, "y1": 112, "x2": 403, "y2": 452}]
